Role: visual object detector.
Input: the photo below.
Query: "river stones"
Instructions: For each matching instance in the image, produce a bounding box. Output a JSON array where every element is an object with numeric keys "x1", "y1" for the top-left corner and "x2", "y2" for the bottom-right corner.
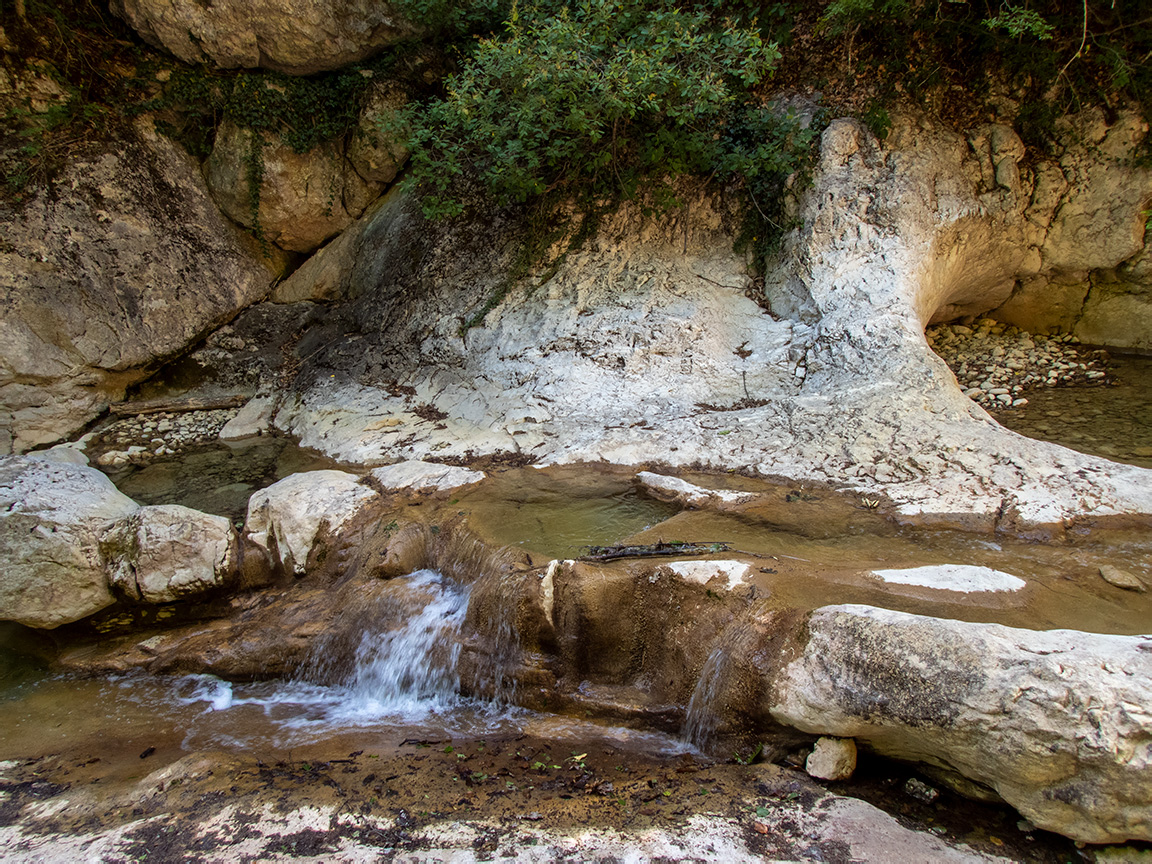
[
  {"x1": 245, "y1": 470, "x2": 378, "y2": 574},
  {"x1": 0, "y1": 456, "x2": 138, "y2": 628},
  {"x1": 102, "y1": 505, "x2": 239, "y2": 603},
  {"x1": 1099, "y1": 565, "x2": 1147, "y2": 592},
  {"x1": 771, "y1": 604, "x2": 1152, "y2": 844}
]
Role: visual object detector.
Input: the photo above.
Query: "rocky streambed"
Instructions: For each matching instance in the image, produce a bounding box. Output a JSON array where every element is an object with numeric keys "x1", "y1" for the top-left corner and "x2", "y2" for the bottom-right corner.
[{"x1": 2, "y1": 447, "x2": 1152, "y2": 861}]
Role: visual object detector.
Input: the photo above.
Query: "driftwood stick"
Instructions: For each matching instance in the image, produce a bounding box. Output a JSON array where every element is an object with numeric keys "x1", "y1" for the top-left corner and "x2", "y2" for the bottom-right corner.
[{"x1": 109, "y1": 394, "x2": 248, "y2": 417}]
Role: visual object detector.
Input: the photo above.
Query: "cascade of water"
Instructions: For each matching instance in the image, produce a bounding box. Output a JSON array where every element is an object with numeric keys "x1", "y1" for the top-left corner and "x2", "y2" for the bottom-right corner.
[
  {"x1": 682, "y1": 645, "x2": 729, "y2": 749},
  {"x1": 345, "y1": 569, "x2": 470, "y2": 715}
]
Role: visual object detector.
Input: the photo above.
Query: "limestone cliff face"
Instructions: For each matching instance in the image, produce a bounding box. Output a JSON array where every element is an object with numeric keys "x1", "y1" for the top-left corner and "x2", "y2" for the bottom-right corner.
[
  {"x1": 266, "y1": 108, "x2": 1152, "y2": 528},
  {"x1": 0, "y1": 118, "x2": 280, "y2": 453}
]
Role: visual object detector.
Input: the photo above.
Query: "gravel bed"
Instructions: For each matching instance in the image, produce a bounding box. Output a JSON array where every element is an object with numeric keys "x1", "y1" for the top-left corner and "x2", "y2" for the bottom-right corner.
[{"x1": 926, "y1": 319, "x2": 1110, "y2": 410}]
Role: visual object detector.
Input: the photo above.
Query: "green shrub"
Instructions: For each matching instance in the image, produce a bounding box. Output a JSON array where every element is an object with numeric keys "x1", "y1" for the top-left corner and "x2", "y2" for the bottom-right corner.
[{"x1": 401, "y1": 0, "x2": 780, "y2": 219}]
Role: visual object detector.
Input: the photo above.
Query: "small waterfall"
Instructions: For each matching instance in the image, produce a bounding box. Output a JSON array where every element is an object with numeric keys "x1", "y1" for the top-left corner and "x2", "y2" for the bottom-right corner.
[
  {"x1": 345, "y1": 570, "x2": 469, "y2": 714},
  {"x1": 682, "y1": 645, "x2": 729, "y2": 749},
  {"x1": 290, "y1": 568, "x2": 473, "y2": 721}
]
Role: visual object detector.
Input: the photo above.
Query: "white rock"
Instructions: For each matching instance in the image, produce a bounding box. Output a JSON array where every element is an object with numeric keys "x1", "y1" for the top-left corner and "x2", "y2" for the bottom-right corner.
[
  {"x1": 220, "y1": 395, "x2": 277, "y2": 442},
  {"x1": 664, "y1": 560, "x2": 751, "y2": 590},
  {"x1": 637, "y1": 472, "x2": 756, "y2": 508},
  {"x1": 806, "y1": 737, "x2": 857, "y2": 781},
  {"x1": 244, "y1": 470, "x2": 377, "y2": 574},
  {"x1": 0, "y1": 456, "x2": 138, "y2": 628},
  {"x1": 101, "y1": 505, "x2": 238, "y2": 603},
  {"x1": 771, "y1": 604, "x2": 1152, "y2": 844},
  {"x1": 369, "y1": 460, "x2": 485, "y2": 493},
  {"x1": 870, "y1": 564, "x2": 1025, "y2": 593}
]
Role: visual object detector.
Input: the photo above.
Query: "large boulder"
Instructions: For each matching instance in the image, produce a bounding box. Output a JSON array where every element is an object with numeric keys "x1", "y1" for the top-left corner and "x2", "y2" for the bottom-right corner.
[
  {"x1": 770, "y1": 605, "x2": 1152, "y2": 844},
  {"x1": 244, "y1": 469, "x2": 378, "y2": 574},
  {"x1": 0, "y1": 456, "x2": 138, "y2": 629},
  {"x1": 0, "y1": 117, "x2": 279, "y2": 453},
  {"x1": 109, "y1": 0, "x2": 419, "y2": 75},
  {"x1": 204, "y1": 119, "x2": 383, "y2": 253},
  {"x1": 101, "y1": 505, "x2": 239, "y2": 603}
]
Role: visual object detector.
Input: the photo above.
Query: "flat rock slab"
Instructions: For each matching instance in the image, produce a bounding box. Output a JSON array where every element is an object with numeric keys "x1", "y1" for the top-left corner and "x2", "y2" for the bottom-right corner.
[
  {"x1": 771, "y1": 604, "x2": 1152, "y2": 844},
  {"x1": 870, "y1": 564, "x2": 1025, "y2": 593},
  {"x1": 369, "y1": 460, "x2": 486, "y2": 493},
  {"x1": 663, "y1": 559, "x2": 752, "y2": 590},
  {"x1": 637, "y1": 472, "x2": 757, "y2": 508}
]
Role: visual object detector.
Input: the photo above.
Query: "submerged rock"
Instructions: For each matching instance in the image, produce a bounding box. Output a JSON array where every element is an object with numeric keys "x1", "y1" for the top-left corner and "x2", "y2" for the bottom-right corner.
[
  {"x1": 1100, "y1": 565, "x2": 1147, "y2": 592},
  {"x1": 0, "y1": 456, "x2": 137, "y2": 629},
  {"x1": 102, "y1": 505, "x2": 239, "y2": 603},
  {"x1": 771, "y1": 604, "x2": 1152, "y2": 843}
]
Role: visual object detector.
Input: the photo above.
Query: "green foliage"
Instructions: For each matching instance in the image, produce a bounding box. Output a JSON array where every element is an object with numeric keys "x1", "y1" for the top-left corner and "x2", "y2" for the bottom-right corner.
[
  {"x1": 982, "y1": 6, "x2": 1055, "y2": 41},
  {"x1": 402, "y1": 0, "x2": 779, "y2": 219},
  {"x1": 390, "y1": 0, "x2": 508, "y2": 35},
  {"x1": 715, "y1": 103, "x2": 823, "y2": 261}
]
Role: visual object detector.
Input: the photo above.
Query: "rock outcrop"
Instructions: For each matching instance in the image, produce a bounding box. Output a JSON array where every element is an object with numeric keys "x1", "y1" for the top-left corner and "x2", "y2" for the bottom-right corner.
[
  {"x1": 0, "y1": 455, "x2": 137, "y2": 628},
  {"x1": 109, "y1": 0, "x2": 419, "y2": 74},
  {"x1": 0, "y1": 118, "x2": 278, "y2": 453},
  {"x1": 771, "y1": 605, "x2": 1152, "y2": 844},
  {"x1": 204, "y1": 119, "x2": 383, "y2": 253},
  {"x1": 101, "y1": 505, "x2": 239, "y2": 603},
  {"x1": 269, "y1": 108, "x2": 1152, "y2": 530}
]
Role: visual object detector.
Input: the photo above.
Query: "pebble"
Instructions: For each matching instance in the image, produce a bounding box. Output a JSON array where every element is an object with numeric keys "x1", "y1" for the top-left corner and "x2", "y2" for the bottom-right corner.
[
  {"x1": 927, "y1": 322, "x2": 1109, "y2": 411},
  {"x1": 904, "y1": 777, "x2": 940, "y2": 804}
]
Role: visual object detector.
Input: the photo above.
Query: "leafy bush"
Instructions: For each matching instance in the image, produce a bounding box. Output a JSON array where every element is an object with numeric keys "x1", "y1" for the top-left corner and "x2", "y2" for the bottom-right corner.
[{"x1": 402, "y1": 0, "x2": 780, "y2": 219}]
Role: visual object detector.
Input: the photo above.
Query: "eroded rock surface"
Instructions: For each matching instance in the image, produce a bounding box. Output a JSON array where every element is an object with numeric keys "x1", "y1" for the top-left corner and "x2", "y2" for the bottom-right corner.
[
  {"x1": 205, "y1": 119, "x2": 383, "y2": 253},
  {"x1": 0, "y1": 455, "x2": 137, "y2": 628},
  {"x1": 110, "y1": 0, "x2": 418, "y2": 74},
  {"x1": 771, "y1": 604, "x2": 1152, "y2": 843},
  {"x1": 0, "y1": 118, "x2": 277, "y2": 453},
  {"x1": 268, "y1": 108, "x2": 1152, "y2": 531},
  {"x1": 101, "y1": 505, "x2": 239, "y2": 603},
  {"x1": 244, "y1": 469, "x2": 377, "y2": 574}
]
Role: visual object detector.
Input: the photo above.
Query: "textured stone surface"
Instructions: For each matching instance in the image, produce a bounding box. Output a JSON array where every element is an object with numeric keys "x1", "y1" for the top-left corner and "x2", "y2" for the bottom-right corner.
[
  {"x1": 771, "y1": 605, "x2": 1152, "y2": 843},
  {"x1": 0, "y1": 118, "x2": 276, "y2": 453},
  {"x1": 244, "y1": 470, "x2": 377, "y2": 574},
  {"x1": 368, "y1": 460, "x2": 485, "y2": 493},
  {"x1": 805, "y1": 737, "x2": 857, "y2": 781},
  {"x1": 870, "y1": 565, "x2": 1025, "y2": 593},
  {"x1": 109, "y1": 0, "x2": 418, "y2": 74},
  {"x1": 102, "y1": 505, "x2": 239, "y2": 603},
  {"x1": 270, "y1": 111, "x2": 1152, "y2": 530},
  {"x1": 219, "y1": 395, "x2": 277, "y2": 441},
  {"x1": 637, "y1": 472, "x2": 757, "y2": 508},
  {"x1": 347, "y1": 82, "x2": 410, "y2": 184},
  {"x1": 205, "y1": 119, "x2": 382, "y2": 253},
  {"x1": 1100, "y1": 565, "x2": 1147, "y2": 592},
  {"x1": 0, "y1": 456, "x2": 137, "y2": 628}
]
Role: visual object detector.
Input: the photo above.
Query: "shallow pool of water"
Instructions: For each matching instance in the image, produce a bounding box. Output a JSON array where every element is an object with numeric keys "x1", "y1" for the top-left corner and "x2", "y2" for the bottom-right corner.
[
  {"x1": 991, "y1": 353, "x2": 1152, "y2": 468},
  {"x1": 100, "y1": 437, "x2": 337, "y2": 522}
]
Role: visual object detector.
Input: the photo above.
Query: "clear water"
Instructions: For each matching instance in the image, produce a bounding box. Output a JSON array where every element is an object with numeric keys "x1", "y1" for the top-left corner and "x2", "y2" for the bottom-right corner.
[
  {"x1": 990, "y1": 353, "x2": 1152, "y2": 469},
  {"x1": 99, "y1": 437, "x2": 337, "y2": 522}
]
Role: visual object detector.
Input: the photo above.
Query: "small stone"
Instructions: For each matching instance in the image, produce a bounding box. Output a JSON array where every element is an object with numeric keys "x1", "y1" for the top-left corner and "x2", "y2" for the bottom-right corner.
[
  {"x1": 1100, "y1": 565, "x2": 1146, "y2": 592},
  {"x1": 904, "y1": 777, "x2": 939, "y2": 804},
  {"x1": 805, "y1": 737, "x2": 857, "y2": 781}
]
